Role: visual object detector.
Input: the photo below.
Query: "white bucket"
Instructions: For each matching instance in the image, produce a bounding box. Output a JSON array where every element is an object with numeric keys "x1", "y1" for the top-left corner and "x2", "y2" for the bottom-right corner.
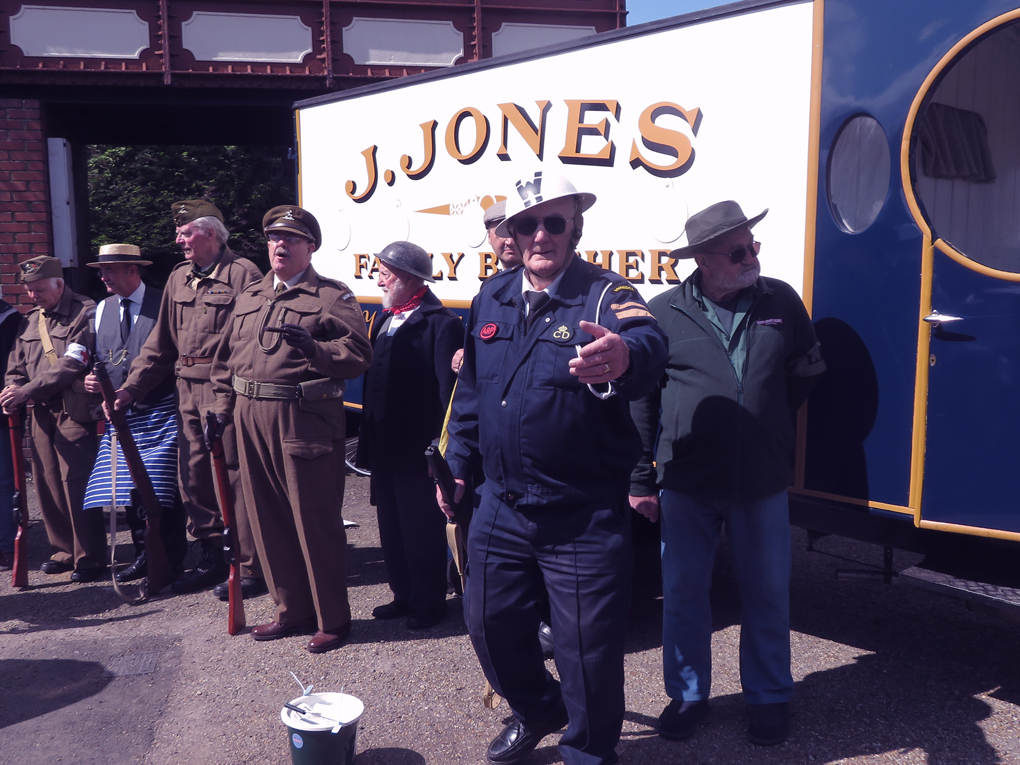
[{"x1": 280, "y1": 692, "x2": 365, "y2": 765}]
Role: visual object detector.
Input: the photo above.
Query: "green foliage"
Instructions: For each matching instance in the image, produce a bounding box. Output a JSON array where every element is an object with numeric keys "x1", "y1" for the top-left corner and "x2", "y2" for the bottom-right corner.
[{"x1": 87, "y1": 145, "x2": 295, "y2": 288}]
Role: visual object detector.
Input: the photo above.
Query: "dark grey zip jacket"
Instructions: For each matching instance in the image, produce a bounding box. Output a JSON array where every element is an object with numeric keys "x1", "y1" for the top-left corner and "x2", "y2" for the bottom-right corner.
[{"x1": 629, "y1": 274, "x2": 825, "y2": 502}]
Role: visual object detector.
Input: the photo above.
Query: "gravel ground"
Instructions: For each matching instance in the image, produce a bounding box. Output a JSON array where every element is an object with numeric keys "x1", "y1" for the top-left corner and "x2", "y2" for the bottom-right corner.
[{"x1": 1, "y1": 472, "x2": 1019, "y2": 765}]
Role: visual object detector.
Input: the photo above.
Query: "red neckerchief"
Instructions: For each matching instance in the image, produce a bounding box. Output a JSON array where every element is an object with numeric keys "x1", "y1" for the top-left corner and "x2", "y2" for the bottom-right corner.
[{"x1": 383, "y1": 286, "x2": 428, "y2": 314}]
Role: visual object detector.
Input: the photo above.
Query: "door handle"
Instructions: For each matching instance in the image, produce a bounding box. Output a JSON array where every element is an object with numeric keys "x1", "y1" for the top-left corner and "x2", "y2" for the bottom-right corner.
[{"x1": 923, "y1": 310, "x2": 963, "y2": 326}]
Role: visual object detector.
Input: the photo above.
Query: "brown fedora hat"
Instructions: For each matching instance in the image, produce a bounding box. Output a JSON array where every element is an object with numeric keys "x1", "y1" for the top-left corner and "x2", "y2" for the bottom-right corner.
[
  {"x1": 88, "y1": 243, "x2": 153, "y2": 268},
  {"x1": 670, "y1": 200, "x2": 768, "y2": 259}
]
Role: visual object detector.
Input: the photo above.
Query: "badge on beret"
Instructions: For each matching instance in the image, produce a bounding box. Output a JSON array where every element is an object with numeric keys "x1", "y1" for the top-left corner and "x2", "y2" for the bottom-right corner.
[
  {"x1": 283, "y1": 209, "x2": 296, "y2": 221},
  {"x1": 21, "y1": 261, "x2": 39, "y2": 275},
  {"x1": 550, "y1": 324, "x2": 575, "y2": 344},
  {"x1": 480, "y1": 323, "x2": 499, "y2": 340}
]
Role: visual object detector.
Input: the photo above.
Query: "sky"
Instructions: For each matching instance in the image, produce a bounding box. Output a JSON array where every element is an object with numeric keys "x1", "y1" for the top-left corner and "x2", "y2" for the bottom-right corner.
[{"x1": 625, "y1": 0, "x2": 721, "y2": 26}]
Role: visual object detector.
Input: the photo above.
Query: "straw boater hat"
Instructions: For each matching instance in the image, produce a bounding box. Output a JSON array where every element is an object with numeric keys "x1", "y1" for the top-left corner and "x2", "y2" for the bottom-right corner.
[
  {"x1": 87, "y1": 243, "x2": 152, "y2": 268},
  {"x1": 669, "y1": 200, "x2": 768, "y2": 259}
]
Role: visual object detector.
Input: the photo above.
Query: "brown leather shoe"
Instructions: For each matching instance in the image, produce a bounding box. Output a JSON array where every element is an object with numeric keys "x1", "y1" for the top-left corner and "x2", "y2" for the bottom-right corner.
[
  {"x1": 251, "y1": 620, "x2": 315, "y2": 642},
  {"x1": 307, "y1": 623, "x2": 352, "y2": 654}
]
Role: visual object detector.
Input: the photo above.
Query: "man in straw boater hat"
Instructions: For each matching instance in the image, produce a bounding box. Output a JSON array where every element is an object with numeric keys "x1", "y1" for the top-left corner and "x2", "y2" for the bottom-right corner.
[
  {"x1": 0, "y1": 256, "x2": 107, "y2": 581},
  {"x1": 438, "y1": 171, "x2": 668, "y2": 765},
  {"x1": 111, "y1": 201, "x2": 266, "y2": 597},
  {"x1": 208, "y1": 205, "x2": 372, "y2": 653},
  {"x1": 628, "y1": 200, "x2": 826, "y2": 746},
  {"x1": 82, "y1": 244, "x2": 187, "y2": 584}
]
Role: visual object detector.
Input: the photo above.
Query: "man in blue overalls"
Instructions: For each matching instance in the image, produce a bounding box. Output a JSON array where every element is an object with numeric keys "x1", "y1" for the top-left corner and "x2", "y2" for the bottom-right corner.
[{"x1": 440, "y1": 172, "x2": 668, "y2": 765}]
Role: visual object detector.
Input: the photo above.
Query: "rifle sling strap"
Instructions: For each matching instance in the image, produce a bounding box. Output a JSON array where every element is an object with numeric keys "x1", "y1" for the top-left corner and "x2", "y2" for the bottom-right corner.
[{"x1": 37, "y1": 311, "x2": 59, "y2": 366}]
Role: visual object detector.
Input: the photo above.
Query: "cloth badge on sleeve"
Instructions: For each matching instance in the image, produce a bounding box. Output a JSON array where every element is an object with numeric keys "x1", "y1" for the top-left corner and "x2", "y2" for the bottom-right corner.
[
  {"x1": 65, "y1": 342, "x2": 90, "y2": 365},
  {"x1": 611, "y1": 301, "x2": 652, "y2": 320},
  {"x1": 756, "y1": 318, "x2": 783, "y2": 326}
]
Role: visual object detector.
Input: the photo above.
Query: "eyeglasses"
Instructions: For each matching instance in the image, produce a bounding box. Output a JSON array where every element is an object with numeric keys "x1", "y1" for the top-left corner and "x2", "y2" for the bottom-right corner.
[
  {"x1": 268, "y1": 233, "x2": 308, "y2": 245},
  {"x1": 511, "y1": 215, "x2": 571, "y2": 237},
  {"x1": 703, "y1": 240, "x2": 760, "y2": 264}
]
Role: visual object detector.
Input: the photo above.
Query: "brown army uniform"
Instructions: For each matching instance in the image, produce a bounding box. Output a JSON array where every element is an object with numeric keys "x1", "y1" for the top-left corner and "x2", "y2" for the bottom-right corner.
[
  {"x1": 5, "y1": 288, "x2": 106, "y2": 570},
  {"x1": 121, "y1": 247, "x2": 263, "y2": 575},
  {"x1": 209, "y1": 264, "x2": 372, "y2": 632}
]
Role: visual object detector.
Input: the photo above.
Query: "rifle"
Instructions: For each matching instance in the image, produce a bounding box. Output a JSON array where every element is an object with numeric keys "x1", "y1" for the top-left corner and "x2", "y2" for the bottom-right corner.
[
  {"x1": 9, "y1": 408, "x2": 28, "y2": 588},
  {"x1": 205, "y1": 411, "x2": 245, "y2": 635},
  {"x1": 93, "y1": 362, "x2": 172, "y2": 596},
  {"x1": 424, "y1": 442, "x2": 466, "y2": 589}
]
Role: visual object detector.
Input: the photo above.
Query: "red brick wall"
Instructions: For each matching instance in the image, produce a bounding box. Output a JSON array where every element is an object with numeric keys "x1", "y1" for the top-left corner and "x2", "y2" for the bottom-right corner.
[{"x1": 0, "y1": 99, "x2": 51, "y2": 311}]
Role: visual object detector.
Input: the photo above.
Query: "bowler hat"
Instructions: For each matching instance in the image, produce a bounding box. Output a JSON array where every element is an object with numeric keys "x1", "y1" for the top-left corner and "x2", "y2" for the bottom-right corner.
[
  {"x1": 670, "y1": 201, "x2": 768, "y2": 259},
  {"x1": 88, "y1": 243, "x2": 152, "y2": 268},
  {"x1": 173, "y1": 199, "x2": 224, "y2": 227},
  {"x1": 19, "y1": 255, "x2": 63, "y2": 283},
  {"x1": 263, "y1": 205, "x2": 322, "y2": 250}
]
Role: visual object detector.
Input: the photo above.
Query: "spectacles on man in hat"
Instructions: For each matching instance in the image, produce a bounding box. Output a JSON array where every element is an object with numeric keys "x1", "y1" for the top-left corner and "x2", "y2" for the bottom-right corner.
[
  {"x1": 511, "y1": 214, "x2": 572, "y2": 237},
  {"x1": 268, "y1": 233, "x2": 310, "y2": 245},
  {"x1": 702, "y1": 240, "x2": 761, "y2": 264}
]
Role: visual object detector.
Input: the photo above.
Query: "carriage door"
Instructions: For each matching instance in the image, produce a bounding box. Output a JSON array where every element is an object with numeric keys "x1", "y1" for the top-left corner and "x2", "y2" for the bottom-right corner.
[{"x1": 908, "y1": 14, "x2": 1020, "y2": 537}]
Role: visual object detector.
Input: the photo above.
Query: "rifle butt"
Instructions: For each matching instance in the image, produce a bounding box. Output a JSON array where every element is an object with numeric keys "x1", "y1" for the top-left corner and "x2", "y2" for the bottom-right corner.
[
  {"x1": 11, "y1": 525, "x2": 27, "y2": 588},
  {"x1": 144, "y1": 517, "x2": 173, "y2": 594},
  {"x1": 227, "y1": 567, "x2": 246, "y2": 635}
]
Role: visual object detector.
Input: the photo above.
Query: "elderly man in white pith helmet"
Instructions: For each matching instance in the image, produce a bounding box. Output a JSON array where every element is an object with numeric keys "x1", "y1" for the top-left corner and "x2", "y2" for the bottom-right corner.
[{"x1": 439, "y1": 171, "x2": 669, "y2": 765}]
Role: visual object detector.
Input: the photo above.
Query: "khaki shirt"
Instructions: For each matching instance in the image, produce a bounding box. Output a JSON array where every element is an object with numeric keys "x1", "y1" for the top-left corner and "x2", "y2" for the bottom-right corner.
[
  {"x1": 209, "y1": 265, "x2": 373, "y2": 429},
  {"x1": 122, "y1": 246, "x2": 262, "y2": 399},
  {"x1": 4, "y1": 287, "x2": 96, "y2": 407}
]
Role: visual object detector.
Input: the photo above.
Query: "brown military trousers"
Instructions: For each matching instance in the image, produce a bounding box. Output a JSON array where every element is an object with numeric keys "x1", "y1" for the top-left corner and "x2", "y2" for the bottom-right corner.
[
  {"x1": 233, "y1": 396, "x2": 350, "y2": 631},
  {"x1": 176, "y1": 378, "x2": 260, "y2": 578},
  {"x1": 30, "y1": 405, "x2": 106, "y2": 570}
]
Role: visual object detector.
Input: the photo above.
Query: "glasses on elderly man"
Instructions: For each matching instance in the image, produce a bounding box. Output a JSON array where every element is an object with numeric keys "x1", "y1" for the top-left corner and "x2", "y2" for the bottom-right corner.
[
  {"x1": 704, "y1": 240, "x2": 761, "y2": 264},
  {"x1": 267, "y1": 233, "x2": 309, "y2": 245},
  {"x1": 512, "y1": 215, "x2": 571, "y2": 237}
]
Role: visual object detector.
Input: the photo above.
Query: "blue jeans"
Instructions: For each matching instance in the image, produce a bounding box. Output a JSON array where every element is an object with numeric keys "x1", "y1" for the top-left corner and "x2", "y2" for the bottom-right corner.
[
  {"x1": 659, "y1": 489, "x2": 793, "y2": 705},
  {"x1": 0, "y1": 430, "x2": 14, "y2": 553}
]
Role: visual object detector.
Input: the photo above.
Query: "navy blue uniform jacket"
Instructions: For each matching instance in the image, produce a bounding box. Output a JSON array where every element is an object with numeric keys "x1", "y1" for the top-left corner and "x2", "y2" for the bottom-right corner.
[{"x1": 445, "y1": 256, "x2": 668, "y2": 507}]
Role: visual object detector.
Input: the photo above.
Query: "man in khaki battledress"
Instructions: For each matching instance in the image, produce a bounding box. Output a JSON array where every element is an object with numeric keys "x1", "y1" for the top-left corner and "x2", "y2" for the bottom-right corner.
[
  {"x1": 113, "y1": 200, "x2": 265, "y2": 595},
  {"x1": 0, "y1": 256, "x2": 107, "y2": 581},
  {"x1": 209, "y1": 205, "x2": 372, "y2": 654}
]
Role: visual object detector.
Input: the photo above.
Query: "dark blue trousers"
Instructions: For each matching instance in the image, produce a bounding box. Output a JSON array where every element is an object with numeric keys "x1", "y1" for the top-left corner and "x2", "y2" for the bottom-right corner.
[{"x1": 466, "y1": 485, "x2": 632, "y2": 765}]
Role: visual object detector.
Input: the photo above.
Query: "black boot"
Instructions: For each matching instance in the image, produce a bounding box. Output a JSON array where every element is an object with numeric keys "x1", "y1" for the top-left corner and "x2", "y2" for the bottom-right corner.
[
  {"x1": 116, "y1": 552, "x2": 148, "y2": 582},
  {"x1": 117, "y1": 522, "x2": 148, "y2": 582},
  {"x1": 171, "y1": 536, "x2": 228, "y2": 593}
]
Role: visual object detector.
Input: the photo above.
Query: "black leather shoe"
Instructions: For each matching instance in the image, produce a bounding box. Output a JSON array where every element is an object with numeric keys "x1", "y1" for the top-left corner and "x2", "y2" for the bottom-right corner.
[
  {"x1": 41, "y1": 560, "x2": 72, "y2": 575},
  {"x1": 0, "y1": 550, "x2": 13, "y2": 571},
  {"x1": 372, "y1": 600, "x2": 410, "y2": 619},
  {"x1": 747, "y1": 702, "x2": 789, "y2": 746},
  {"x1": 213, "y1": 577, "x2": 268, "y2": 601},
  {"x1": 486, "y1": 704, "x2": 569, "y2": 764},
  {"x1": 70, "y1": 566, "x2": 109, "y2": 583},
  {"x1": 116, "y1": 554, "x2": 147, "y2": 583},
  {"x1": 171, "y1": 538, "x2": 228, "y2": 593},
  {"x1": 406, "y1": 607, "x2": 446, "y2": 630},
  {"x1": 538, "y1": 621, "x2": 555, "y2": 660},
  {"x1": 658, "y1": 699, "x2": 709, "y2": 741}
]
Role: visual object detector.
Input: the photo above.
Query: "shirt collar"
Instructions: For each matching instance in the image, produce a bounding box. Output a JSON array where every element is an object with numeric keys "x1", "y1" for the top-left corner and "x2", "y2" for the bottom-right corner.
[
  {"x1": 120, "y1": 282, "x2": 145, "y2": 305},
  {"x1": 273, "y1": 267, "x2": 309, "y2": 292}
]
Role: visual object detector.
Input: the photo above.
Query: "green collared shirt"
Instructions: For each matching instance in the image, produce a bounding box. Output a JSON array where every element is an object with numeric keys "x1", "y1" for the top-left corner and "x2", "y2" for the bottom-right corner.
[{"x1": 692, "y1": 275, "x2": 755, "y2": 391}]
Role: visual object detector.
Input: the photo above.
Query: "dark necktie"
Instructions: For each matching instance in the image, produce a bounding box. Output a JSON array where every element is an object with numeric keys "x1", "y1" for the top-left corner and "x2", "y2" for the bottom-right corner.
[
  {"x1": 120, "y1": 298, "x2": 132, "y2": 342},
  {"x1": 525, "y1": 291, "x2": 550, "y2": 333}
]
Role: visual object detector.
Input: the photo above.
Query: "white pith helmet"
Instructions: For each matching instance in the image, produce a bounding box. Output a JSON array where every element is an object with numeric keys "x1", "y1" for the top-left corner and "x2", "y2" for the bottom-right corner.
[{"x1": 494, "y1": 171, "x2": 597, "y2": 238}]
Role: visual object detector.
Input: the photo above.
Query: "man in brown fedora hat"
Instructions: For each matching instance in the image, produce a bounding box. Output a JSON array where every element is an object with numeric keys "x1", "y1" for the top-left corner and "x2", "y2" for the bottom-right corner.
[
  {"x1": 112, "y1": 201, "x2": 266, "y2": 597},
  {"x1": 0, "y1": 256, "x2": 107, "y2": 581},
  {"x1": 629, "y1": 200, "x2": 826, "y2": 746},
  {"x1": 82, "y1": 244, "x2": 187, "y2": 584}
]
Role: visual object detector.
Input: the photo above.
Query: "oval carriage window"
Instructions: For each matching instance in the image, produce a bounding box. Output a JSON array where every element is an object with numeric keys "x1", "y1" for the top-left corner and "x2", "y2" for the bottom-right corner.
[
  {"x1": 910, "y1": 19, "x2": 1020, "y2": 274},
  {"x1": 827, "y1": 114, "x2": 890, "y2": 234}
]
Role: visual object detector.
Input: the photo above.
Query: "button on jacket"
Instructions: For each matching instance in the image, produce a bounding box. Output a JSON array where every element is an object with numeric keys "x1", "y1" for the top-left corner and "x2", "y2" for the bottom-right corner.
[{"x1": 445, "y1": 256, "x2": 669, "y2": 506}]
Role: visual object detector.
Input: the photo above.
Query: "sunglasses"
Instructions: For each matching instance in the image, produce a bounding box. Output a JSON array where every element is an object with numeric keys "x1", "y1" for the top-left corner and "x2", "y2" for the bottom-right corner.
[
  {"x1": 703, "y1": 240, "x2": 761, "y2": 264},
  {"x1": 512, "y1": 215, "x2": 571, "y2": 237},
  {"x1": 268, "y1": 233, "x2": 309, "y2": 245}
]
